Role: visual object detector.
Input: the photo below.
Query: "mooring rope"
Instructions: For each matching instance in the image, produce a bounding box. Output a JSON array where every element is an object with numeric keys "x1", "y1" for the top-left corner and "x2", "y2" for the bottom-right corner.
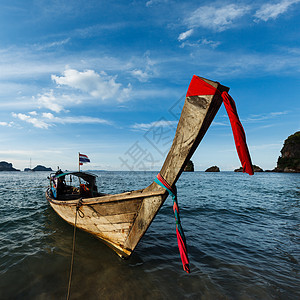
[{"x1": 66, "y1": 198, "x2": 83, "y2": 300}]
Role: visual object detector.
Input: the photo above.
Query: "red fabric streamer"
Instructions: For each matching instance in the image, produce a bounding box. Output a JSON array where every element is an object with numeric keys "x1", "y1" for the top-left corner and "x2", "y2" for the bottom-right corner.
[
  {"x1": 173, "y1": 202, "x2": 179, "y2": 213},
  {"x1": 176, "y1": 228, "x2": 190, "y2": 273},
  {"x1": 186, "y1": 75, "x2": 254, "y2": 175},
  {"x1": 221, "y1": 91, "x2": 254, "y2": 175}
]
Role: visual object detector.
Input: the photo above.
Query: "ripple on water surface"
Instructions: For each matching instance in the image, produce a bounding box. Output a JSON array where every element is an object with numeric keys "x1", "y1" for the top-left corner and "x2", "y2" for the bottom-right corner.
[{"x1": 0, "y1": 171, "x2": 299, "y2": 299}]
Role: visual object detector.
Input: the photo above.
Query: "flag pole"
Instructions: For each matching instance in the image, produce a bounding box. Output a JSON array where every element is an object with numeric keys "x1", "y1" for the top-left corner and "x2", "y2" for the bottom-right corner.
[
  {"x1": 78, "y1": 152, "x2": 81, "y2": 185},
  {"x1": 78, "y1": 152, "x2": 80, "y2": 172}
]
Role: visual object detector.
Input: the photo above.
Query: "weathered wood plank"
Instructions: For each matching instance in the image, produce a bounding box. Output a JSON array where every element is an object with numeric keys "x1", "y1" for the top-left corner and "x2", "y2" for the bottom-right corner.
[
  {"x1": 158, "y1": 79, "x2": 229, "y2": 188},
  {"x1": 123, "y1": 194, "x2": 168, "y2": 253},
  {"x1": 90, "y1": 198, "x2": 142, "y2": 216},
  {"x1": 48, "y1": 189, "x2": 165, "y2": 206},
  {"x1": 49, "y1": 201, "x2": 133, "y2": 251}
]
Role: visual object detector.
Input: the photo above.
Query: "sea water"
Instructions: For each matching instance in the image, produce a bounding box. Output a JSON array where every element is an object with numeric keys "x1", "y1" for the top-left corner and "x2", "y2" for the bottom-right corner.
[{"x1": 0, "y1": 171, "x2": 299, "y2": 299}]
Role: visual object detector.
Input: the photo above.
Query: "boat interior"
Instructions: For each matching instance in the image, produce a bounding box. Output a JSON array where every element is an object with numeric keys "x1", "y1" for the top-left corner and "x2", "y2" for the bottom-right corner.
[{"x1": 48, "y1": 170, "x2": 106, "y2": 201}]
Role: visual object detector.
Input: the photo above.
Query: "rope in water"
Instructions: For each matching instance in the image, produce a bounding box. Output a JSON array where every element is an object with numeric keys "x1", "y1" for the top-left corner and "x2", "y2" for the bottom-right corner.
[{"x1": 66, "y1": 198, "x2": 83, "y2": 300}]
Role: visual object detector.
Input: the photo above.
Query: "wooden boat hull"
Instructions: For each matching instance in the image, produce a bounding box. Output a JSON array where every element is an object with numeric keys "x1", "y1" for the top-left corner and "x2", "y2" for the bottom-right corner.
[
  {"x1": 46, "y1": 76, "x2": 231, "y2": 258},
  {"x1": 46, "y1": 187, "x2": 167, "y2": 257}
]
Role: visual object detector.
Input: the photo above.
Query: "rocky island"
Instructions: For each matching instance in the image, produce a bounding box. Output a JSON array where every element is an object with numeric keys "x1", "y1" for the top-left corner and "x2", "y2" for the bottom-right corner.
[
  {"x1": 205, "y1": 166, "x2": 220, "y2": 172},
  {"x1": 184, "y1": 160, "x2": 194, "y2": 172},
  {"x1": 0, "y1": 161, "x2": 20, "y2": 171},
  {"x1": 273, "y1": 131, "x2": 300, "y2": 173},
  {"x1": 234, "y1": 165, "x2": 263, "y2": 172},
  {"x1": 32, "y1": 165, "x2": 53, "y2": 172}
]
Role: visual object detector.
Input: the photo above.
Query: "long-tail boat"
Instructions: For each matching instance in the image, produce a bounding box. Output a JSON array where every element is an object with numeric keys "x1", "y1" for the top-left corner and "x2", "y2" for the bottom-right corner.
[{"x1": 46, "y1": 76, "x2": 253, "y2": 272}]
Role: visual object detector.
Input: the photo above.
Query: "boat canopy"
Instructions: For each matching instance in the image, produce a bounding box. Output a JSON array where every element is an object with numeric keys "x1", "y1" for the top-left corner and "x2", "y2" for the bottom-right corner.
[{"x1": 53, "y1": 171, "x2": 97, "y2": 183}]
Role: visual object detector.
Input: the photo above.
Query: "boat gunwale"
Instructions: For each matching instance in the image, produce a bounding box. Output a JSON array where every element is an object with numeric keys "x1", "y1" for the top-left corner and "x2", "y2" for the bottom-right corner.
[{"x1": 46, "y1": 186, "x2": 167, "y2": 206}]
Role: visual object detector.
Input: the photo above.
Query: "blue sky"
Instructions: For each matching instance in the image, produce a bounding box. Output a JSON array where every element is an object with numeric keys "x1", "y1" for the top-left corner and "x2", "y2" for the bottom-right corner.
[{"x1": 0, "y1": 0, "x2": 299, "y2": 171}]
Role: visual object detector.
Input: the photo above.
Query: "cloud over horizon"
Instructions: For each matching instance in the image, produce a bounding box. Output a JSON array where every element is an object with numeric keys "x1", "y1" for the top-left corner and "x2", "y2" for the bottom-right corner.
[
  {"x1": 186, "y1": 4, "x2": 250, "y2": 32},
  {"x1": 131, "y1": 119, "x2": 177, "y2": 131},
  {"x1": 12, "y1": 111, "x2": 112, "y2": 129},
  {"x1": 254, "y1": 0, "x2": 300, "y2": 21},
  {"x1": 52, "y1": 68, "x2": 132, "y2": 101},
  {"x1": 178, "y1": 1, "x2": 300, "y2": 40}
]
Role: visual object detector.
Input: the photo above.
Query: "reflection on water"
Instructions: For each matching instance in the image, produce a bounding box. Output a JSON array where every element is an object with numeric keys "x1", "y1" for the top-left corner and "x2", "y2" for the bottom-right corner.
[{"x1": 0, "y1": 171, "x2": 299, "y2": 299}]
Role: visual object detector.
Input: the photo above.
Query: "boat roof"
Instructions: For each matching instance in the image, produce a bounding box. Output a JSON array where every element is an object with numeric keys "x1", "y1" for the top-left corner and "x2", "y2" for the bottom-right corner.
[{"x1": 53, "y1": 171, "x2": 97, "y2": 182}]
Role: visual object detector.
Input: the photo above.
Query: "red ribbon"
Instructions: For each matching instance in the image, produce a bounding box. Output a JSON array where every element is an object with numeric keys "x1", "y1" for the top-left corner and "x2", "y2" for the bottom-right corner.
[
  {"x1": 186, "y1": 75, "x2": 254, "y2": 175},
  {"x1": 176, "y1": 228, "x2": 190, "y2": 273},
  {"x1": 221, "y1": 91, "x2": 254, "y2": 175}
]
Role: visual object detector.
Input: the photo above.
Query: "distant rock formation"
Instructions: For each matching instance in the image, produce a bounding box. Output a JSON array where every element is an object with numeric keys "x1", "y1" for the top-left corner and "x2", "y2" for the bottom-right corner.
[
  {"x1": 234, "y1": 165, "x2": 263, "y2": 172},
  {"x1": 24, "y1": 168, "x2": 32, "y2": 172},
  {"x1": 274, "y1": 131, "x2": 300, "y2": 173},
  {"x1": 184, "y1": 160, "x2": 194, "y2": 172},
  {"x1": 0, "y1": 161, "x2": 20, "y2": 171},
  {"x1": 205, "y1": 166, "x2": 220, "y2": 172},
  {"x1": 32, "y1": 165, "x2": 53, "y2": 171}
]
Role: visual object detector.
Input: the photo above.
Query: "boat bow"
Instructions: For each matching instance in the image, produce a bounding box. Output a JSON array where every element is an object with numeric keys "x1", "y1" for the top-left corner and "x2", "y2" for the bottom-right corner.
[{"x1": 46, "y1": 75, "x2": 253, "y2": 263}]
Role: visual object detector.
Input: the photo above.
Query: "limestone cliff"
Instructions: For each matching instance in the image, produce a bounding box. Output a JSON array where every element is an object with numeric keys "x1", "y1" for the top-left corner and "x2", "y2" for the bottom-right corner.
[
  {"x1": 32, "y1": 165, "x2": 53, "y2": 171},
  {"x1": 184, "y1": 160, "x2": 194, "y2": 172},
  {"x1": 205, "y1": 166, "x2": 220, "y2": 172},
  {"x1": 0, "y1": 161, "x2": 20, "y2": 171},
  {"x1": 275, "y1": 131, "x2": 300, "y2": 173}
]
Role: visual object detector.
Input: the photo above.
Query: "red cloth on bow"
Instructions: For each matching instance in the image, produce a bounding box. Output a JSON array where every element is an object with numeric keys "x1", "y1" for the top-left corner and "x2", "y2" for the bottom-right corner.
[
  {"x1": 221, "y1": 91, "x2": 254, "y2": 175},
  {"x1": 186, "y1": 75, "x2": 254, "y2": 175}
]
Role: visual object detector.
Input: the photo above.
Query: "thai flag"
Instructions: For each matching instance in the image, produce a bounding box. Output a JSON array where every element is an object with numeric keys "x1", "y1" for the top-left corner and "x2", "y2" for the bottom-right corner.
[{"x1": 79, "y1": 153, "x2": 90, "y2": 165}]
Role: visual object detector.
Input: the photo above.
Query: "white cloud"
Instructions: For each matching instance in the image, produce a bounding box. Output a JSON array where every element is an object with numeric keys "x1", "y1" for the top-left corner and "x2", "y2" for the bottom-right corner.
[
  {"x1": 36, "y1": 90, "x2": 67, "y2": 113},
  {"x1": 254, "y1": 0, "x2": 300, "y2": 21},
  {"x1": 0, "y1": 121, "x2": 14, "y2": 127},
  {"x1": 29, "y1": 111, "x2": 38, "y2": 116},
  {"x1": 42, "y1": 112, "x2": 54, "y2": 119},
  {"x1": 12, "y1": 113, "x2": 30, "y2": 121},
  {"x1": 11, "y1": 111, "x2": 112, "y2": 129},
  {"x1": 186, "y1": 4, "x2": 250, "y2": 32},
  {"x1": 130, "y1": 69, "x2": 150, "y2": 82},
  {"x1": 200, "y1": 38, "x2": 221, "y2": 48},
  {"x1": 243, "y1": 111, "x2": 289, "y2": 122},
  {"x1": 249, "y1": 143, "x2": 283, "y2": 151},
  {"x1": 269, "y1": 111, "x2": 289, "y2": 117},
  {"x1": 212, "y1": 121, "x2": 229, "y2": 126},
  {"x1": 34, "y1": 38, "x2": 71, "y2": 51},
  {"x1": 183, "y1": 45, "x2": 300, "y2": 78},
  {"x1": 131, "y1": 119, "x2": 177, "y2": 130},
  {"x1": 178, "y1": 29, "x2": 194, "y2": 41},
  {"x1": 129, "y1": 52, "x2": 157, "y2": 82},
  {"x1": 51, "y1": 68, "x2": 131, "y2": 101},
  {"x1": 51, "y1": 116, "x2": 112, "y2": 125},
  {"x1": 146, "y1": 0, "x2": 168, "y2": 7},
  {"x1": 180, "y1": 38, "x2": 221, "y2": 49},
  {"x1": 12, "y1": 112, "x2": 50, "y2": 129},
  {"x1": 36, "y1": 68, "x2": 133, "y2": 113}
]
